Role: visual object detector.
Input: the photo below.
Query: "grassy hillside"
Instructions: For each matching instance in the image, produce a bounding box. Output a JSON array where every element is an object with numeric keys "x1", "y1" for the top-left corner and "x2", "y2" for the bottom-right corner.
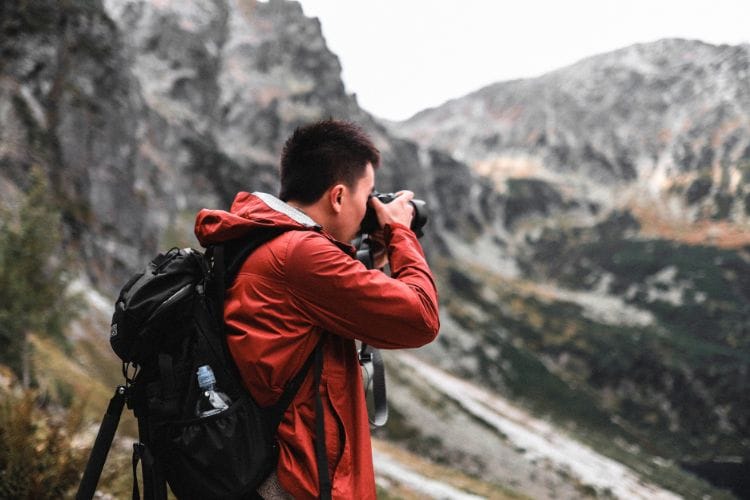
[
  {"x1": 518, "y1": 213, "x2": 750, "y2": 458},
  {"x1": 426, "y1": 203, "x2": 748, "y2": 497}
]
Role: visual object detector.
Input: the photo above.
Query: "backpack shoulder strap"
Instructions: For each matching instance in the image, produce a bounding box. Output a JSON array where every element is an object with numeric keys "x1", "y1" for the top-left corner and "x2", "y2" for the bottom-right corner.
[
  {"x1": 206, "y1": 226, "x2": 290, "y2": 318},
  {"x1": 265, "y1": 337, "x2": 324, "y2": 427},
  {"x1": 208, "y1": 227, "x2": 331, "y2": 498},
  {"x1": 224, "y1": 227, "x2": 291, "y2": 285}
]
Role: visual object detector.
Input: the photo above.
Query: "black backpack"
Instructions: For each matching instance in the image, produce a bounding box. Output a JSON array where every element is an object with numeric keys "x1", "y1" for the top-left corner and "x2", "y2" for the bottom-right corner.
[{"x1": 76, "y1": 228, "x2": 332, "y2": 500}]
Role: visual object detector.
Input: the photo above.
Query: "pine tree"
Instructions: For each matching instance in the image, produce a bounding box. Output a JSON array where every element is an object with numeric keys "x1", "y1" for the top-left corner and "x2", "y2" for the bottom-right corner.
[{"x1": 0, "y1": 167, "x2": 79, "y2": 386}]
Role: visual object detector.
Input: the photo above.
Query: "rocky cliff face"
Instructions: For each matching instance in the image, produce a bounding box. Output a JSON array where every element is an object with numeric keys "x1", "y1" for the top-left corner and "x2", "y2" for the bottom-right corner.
[
  {"x1": 3, "y1": 3, "x2": 748, "y2": 498},
  {"x1": 1, "y1": 0, "x2": 157, "y2": 286},
  {"x1": 1, "y1": 0, "x2": 483, "y2": 292},
  {"x1": 98, "y1": 0, "x2": 491, "y2": 272}
]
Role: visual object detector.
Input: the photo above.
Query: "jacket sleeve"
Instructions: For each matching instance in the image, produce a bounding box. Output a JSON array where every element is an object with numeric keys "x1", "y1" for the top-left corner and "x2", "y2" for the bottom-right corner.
[{"x1": 284, "y1": 224, "x2": 439, "y2": 349}]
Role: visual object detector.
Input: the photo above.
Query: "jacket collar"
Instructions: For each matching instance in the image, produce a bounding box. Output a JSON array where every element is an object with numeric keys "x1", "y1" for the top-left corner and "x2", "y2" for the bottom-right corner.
[
  {"x1": 253, "y1": 192, "x2": 321, "y2": 229},
  {"x1": 253, "y1": 192, "x2": 353, "y2": 253}
]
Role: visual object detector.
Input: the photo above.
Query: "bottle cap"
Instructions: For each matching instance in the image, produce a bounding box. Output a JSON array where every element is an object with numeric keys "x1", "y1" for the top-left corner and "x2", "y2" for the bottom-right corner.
[{"x1": 197, "y1": 365, "x2": 216, "y2": 388}]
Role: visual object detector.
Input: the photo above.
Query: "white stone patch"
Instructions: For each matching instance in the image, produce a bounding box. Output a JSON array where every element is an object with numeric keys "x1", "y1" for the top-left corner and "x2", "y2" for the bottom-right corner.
[
  {"x1": 441, "y1": 232, "x2": 520, "y2": 280},
  {"x1": 68, "y1": 277, "x2": 115, "y2": 317},
  {"x1": 644, "y1": 266, "x2": 688, "y2": 307},
  {"x1": 552, "y1": 281, "x2": 655, "y2": 327}
]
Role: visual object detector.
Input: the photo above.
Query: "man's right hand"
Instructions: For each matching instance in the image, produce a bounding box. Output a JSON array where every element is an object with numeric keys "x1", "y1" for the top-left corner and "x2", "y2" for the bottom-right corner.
[{"x1": 370, "y1": 191, "x2": 415, "y2": 229}]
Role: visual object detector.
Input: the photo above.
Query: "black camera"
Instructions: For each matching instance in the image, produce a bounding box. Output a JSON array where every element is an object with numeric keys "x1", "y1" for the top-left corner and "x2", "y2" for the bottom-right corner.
[{"x1": 359, "y1": 191, "x2": 428, "y2": 238}]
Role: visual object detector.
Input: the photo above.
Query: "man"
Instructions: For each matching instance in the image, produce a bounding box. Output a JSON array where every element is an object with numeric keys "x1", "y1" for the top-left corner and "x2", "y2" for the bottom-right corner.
[{"x1": 194, "y1": 119, "x2": 439, "y2": 499}]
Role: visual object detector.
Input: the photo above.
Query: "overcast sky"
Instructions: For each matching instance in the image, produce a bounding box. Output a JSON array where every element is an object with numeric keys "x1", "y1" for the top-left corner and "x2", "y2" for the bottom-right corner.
[{"x1": 297, "y1": 0, "x2": 750, "y2": 121}]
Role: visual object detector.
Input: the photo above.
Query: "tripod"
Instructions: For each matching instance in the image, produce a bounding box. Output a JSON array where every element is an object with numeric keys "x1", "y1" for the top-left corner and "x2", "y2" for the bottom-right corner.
[{"x1": 75, "y1": 384, "x2": 167, "y2": 500}]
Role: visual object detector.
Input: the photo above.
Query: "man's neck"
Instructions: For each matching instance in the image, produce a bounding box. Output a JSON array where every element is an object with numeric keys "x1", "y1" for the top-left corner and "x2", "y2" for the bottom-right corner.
[{"x1": 285, "y1": 197, "x2": 348, "y2": 242}]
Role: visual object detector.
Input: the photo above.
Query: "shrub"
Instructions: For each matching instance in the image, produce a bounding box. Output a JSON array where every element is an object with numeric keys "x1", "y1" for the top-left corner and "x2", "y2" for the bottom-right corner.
[{"x1": 0, "y1": 387, "x2": 86, "y2": 498}]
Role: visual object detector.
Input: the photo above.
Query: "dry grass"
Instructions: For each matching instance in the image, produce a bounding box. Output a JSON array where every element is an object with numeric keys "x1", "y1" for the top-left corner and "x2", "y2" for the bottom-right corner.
[
  {"x1": 373, "y1": 438, "x2": 528, "y2": 500},
  {"x1": 25, "y1": 326, "x2": 141, "y2": 497},
  {"x1": 0, "y1": 387, "x2": 87, "y2": 498},
  {"x1": 628, "y1": 199, "x2": 750, "y2": 248}
]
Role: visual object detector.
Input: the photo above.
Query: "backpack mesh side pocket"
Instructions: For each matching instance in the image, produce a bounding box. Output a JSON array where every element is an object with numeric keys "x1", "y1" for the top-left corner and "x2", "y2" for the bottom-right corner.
[{"x1": 157, "y1": 395, "x2": 278, "y2": 500}]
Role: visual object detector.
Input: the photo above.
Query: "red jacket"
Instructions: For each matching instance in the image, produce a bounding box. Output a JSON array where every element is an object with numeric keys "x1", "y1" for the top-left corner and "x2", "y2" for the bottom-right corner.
[{"x1": 195, "y1": 192, "x2": 439, "y2": 499}]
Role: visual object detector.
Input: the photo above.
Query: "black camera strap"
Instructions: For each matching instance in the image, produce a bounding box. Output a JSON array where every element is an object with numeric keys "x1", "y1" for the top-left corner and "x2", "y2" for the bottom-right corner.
[{"x1": 359, "y1": 343, "x2": 388, "y2": 427}]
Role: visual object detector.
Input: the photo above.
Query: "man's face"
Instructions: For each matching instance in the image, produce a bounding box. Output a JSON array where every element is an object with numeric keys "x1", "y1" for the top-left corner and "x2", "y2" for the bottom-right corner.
[{"x1": 339, "y1": 162, "x2": 375, "y2": 243}]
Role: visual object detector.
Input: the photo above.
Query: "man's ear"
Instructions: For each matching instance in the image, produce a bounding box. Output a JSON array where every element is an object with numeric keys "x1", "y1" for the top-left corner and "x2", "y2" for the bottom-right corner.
[{"x1": 329, "y1": 184, "x2": 345, "y2": 213}]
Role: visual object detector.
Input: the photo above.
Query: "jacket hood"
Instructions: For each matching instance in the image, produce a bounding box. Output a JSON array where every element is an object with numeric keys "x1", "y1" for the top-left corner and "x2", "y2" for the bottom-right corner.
[{"x1": 195, "y1": 192, "x2": 321, "y2": 246}]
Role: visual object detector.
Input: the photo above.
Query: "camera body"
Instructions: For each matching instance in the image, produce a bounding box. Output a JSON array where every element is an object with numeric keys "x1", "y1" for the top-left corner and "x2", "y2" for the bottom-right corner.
[{"x1": 359, "y1": 192, "x2": 428, "y2": 238}]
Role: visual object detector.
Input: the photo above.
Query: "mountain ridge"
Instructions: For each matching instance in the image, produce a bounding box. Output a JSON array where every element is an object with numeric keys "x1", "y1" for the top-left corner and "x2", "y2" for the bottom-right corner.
[{"x1": 394, "y1": 38, "x2": 750, "y2": 235}]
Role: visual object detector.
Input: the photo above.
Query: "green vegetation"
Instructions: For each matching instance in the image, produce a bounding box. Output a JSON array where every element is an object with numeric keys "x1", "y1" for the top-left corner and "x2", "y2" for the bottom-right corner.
[
  {"x1": 504, "y1": 178, "x2": 567, "y2": 227},
  {"x1": 0, "y1": 168, "x2": 80, "y2": 387},
  {"x1": 0, "y1": 169, "x2": 110, "y2": 497},
  {"x1": 2, "y1": 0, "x2": 115, "y2": 39},
  {"x1": 522, "y1": 214, "x2": 750, "y2": 416},
  {"x1": 437, "y1": 248, "x2": 744, "y2": 498}
]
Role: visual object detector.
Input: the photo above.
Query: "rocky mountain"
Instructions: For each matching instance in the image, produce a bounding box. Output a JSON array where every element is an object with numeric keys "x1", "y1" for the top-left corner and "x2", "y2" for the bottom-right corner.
[
  {"x1": 2, "y1": 1, "x2": 748, "y2": 498},
  {"x1": 1, "y1": 0, "x2": 469, "y2": 292},
  {"x1": 393, "y1": 38, "x2": 750, "y2": 498},
  {"x1": 396, "y1": 39, "x2": 750, "y2": 233}
]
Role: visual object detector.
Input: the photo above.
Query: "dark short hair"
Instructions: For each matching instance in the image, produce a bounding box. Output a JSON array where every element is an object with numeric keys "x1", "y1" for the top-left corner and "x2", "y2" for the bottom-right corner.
[{"x1": 279, "y1": 119, "x2": 380, "y2": 204}]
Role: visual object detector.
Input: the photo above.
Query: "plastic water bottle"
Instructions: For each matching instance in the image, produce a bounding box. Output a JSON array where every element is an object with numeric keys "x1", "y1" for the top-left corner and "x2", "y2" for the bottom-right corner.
[{"x1": 195, "y1": 365, "x2": 231, "y2": 417}]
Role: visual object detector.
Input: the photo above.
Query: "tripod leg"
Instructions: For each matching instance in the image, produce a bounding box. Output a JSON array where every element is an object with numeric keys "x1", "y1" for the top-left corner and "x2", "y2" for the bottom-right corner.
[
  {"x1": 76, "y1": 386, "x2": 128, "y2": 500},
  {"x1": 134, "y1": 419, "x2": 168, "y2": 500}
]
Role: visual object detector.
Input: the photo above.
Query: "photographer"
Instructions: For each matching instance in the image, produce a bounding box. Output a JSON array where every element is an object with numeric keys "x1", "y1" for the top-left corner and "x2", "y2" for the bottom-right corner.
[{"x1": 194, "y1": 119, "x2": 439, "y2": 499}]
